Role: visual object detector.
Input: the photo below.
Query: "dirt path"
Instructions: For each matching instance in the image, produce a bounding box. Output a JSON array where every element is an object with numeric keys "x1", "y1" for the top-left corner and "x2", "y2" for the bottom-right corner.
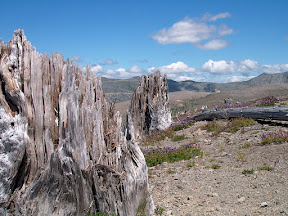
[{"x1": 148, "y1": 120, "x2": 288, "y2": 215}]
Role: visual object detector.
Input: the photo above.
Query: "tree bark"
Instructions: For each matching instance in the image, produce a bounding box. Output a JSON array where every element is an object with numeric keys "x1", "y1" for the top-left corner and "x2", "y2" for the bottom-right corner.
[{"x1": 188, "y1": 107, "x2": 288, "y2": 121}]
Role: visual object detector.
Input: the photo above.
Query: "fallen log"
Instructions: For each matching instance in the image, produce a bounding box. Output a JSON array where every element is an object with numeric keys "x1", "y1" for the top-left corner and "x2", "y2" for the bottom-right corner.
[{"x1": 188, "y1": 106, "x2": 288, "y2": 121}]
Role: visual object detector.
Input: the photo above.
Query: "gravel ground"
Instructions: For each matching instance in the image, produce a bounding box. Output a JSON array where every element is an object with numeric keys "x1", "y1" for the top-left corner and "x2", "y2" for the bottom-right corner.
[{"x1": 148, "y1": 120, "x2": 288, "y2": 216}]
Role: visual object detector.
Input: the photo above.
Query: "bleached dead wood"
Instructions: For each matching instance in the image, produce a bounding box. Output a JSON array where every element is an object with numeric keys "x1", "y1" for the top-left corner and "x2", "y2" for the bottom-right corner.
[
  {"x1": 188, "y1": 106, "x2": 288, "y2": 121},
  {"x1": 0, "y1": 29, "x2": 155, "y2": 216}
]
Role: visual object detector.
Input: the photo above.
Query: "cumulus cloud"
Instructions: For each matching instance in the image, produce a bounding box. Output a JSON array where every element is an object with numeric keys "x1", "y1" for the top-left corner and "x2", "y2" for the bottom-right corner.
[
  {"x1": 151, "y1": 13, "x2": 233, "y2": 50},
  {"x1": 100, "y1": 58, "x2": 118, "y2": 65},
  {"x1": 262, "y1": 64, "x2": 288, "y2": 74},
  {"x1": 201, "y1": 59, "x2": 288, "y2": 75},
  {"x1": 202, "y1": 59, "x2": 235, "y2": 74},
  {"x1": 101, "y1": 65, "x2": 145, "y2": 79},
  {"x1": 148, "y1": 61, "x2": 198, "y2": 74},
  {"x1": 202, "y1": 12, "x2": 231, "y2": 22},
  {"x1": 91, "y1": 64, "x2": 103, "y2": 73},
  {"x1": 196, "y1": 39, "x2": 229, "y2": 50},
  {"x1": 72, "y1": 55, "x2": 82, "y2": 62}
]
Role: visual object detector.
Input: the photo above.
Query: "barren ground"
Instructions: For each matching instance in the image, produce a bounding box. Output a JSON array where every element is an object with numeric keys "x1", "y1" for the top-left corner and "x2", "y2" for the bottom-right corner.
[{"x1": 147, "y1": 119, "x2": 288, "y2": 216}]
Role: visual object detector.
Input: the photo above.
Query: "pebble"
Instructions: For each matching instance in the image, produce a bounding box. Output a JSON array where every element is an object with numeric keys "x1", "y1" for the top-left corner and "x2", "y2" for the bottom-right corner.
[
  {"x1": 261, "y1": 202, "x2": 268, "y2": 207},
  {"x1": 212, "y1": 193, "x2": 219, "y2": 197},
  {"x1": 238, "y1": 197, "x2": 246, "y2": 203}
]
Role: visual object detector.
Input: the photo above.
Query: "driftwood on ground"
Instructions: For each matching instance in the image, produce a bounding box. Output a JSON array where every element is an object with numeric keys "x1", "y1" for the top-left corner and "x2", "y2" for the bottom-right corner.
[{"x1": 188, "y1": 107, "x2": 288, "y2": 121}]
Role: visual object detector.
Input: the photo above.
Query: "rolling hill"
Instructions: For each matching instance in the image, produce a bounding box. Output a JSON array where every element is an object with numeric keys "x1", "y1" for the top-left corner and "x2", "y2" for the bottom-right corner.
[{"x1": 102, "y1": 71, "x2": 288, "y2": 102}]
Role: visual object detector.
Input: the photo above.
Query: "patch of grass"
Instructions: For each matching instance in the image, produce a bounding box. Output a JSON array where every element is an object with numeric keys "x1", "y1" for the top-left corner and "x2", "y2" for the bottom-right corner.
[
  {"x1": 171, "y1": 119, "x2": 193, "y2": 131},
  {"x1": 235, "y1": 165, "x2": 241, "y2": 168},
  {"x1": 201, "y1": 121, "x2": 222, "y2": 133},
  {"x1": 201, "y1": 118, "x2": 256, "y2": 136},
  {"x1": 209, "y1": 158, "x2": 216, "y2": 162},
  {"x1": 186, "y1": 161, "x2": 195, "y2": 168},
  {"x1": 155, "y1": 206, "x2": 165, "y2": 215},
  {"x1": 211, "y1": 164, "x2": 221, "y2": 169},
  {"x1": 225, "y1": 118, "x2": 257, "y2": 133},
  {"x1": 205, "y1": 166, "x2": 211, "y2": 169},
  {"x1": 142, "y1": 129, "x2": 175, "y2": 146},
  {"x1": 166, "y1": 169, "x2": 176, "y2": 174},
  {"x1": 171, "y1": 135, "x2": 187, "y2": 142},
  {"x1": 237, "y1": 153, "x2": 245, "y2": 162},
  {"x1": 258, "y1": 164, "x2": 274, "y2": 171},
  {"x1": 242, "y1": 169, "x2": 254, "y2": 175},
  {"x1": 220, "y1": 145, "x2": 225, "y2": 152},
  {"x1": 239, "y1": 143, "x2": 251, "y2": 149},
  {"x1": 260, "y1": 129, "x2": 288, "y2": 145},
  {"x1": 144, "y1": 143, "x2": 202, "y2": 167}
]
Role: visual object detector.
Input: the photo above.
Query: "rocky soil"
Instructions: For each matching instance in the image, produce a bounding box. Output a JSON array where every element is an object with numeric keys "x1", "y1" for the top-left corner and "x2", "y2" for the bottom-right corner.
[{"x1": 148, "y1": 119, "x2": 288, "y2": 216}]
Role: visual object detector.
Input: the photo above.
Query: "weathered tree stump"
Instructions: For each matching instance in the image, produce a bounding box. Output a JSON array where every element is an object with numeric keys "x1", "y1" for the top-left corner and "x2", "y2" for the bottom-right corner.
[{"x1": 0, "y1": 29, "x2": 157, "y2": 216}]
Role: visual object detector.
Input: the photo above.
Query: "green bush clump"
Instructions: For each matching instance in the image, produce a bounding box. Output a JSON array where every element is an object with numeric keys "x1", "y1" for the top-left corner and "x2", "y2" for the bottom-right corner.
[
  {"x1": 143, "y1": 143, "x2": 202, "y2": 167},
  {"x1": 155, "y1": 206, "x2": 165, "y2": 215},
  {"x1": 211, "y1": 164, "x2": 221, "y2": 169},
  {"x1": 242, "y1": 169, "x2": 254, "y2": 174}
]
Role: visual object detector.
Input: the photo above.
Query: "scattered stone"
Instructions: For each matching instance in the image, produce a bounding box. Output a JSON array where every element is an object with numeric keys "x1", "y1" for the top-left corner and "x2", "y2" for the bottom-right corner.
[
  {"x1": 261, "y1": 202, "x2": 268, "y2": 207},
  {"x1": 238, "y1": 197, "x2": 246, "y2": 203}
]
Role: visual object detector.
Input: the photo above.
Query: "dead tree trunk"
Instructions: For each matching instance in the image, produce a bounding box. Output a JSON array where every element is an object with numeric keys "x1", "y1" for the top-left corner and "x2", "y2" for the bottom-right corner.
[
  {"x1": 0, "y1": 29, "x2": 154, "y2": 216},
  {"x1": 125, "y1": 71, "x2": 172, "y2": 141},
  {"x1": 188, "y1": 107, "x2": 288, "y2": 121}
]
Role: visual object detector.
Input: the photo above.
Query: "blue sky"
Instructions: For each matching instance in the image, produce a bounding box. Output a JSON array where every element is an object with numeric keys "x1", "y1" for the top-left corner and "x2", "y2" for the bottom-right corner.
[{"x1": 1, "y1": 0, "x2": 288, "y2": 82}]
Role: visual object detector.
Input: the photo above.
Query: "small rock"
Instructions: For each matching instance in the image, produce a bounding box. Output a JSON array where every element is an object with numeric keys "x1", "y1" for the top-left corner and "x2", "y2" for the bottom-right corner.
[
  {"x1": 261, "y1": 202, "x2": 268, "y2": 207},
  {"x1": 166, "y1": 210, "x2": 172, "y2": 215},
  {"x1": 238, "y1": 197, "x2": 245, "y2": 203},
  {"x1": 212, "y1": 193, "x2": 219, "y2": 197}
]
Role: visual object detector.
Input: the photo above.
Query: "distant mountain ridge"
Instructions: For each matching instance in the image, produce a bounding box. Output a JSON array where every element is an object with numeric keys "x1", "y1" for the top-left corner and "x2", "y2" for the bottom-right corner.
[{"x1": 102, "y1": 71, "x2": 288, "y2": 102}]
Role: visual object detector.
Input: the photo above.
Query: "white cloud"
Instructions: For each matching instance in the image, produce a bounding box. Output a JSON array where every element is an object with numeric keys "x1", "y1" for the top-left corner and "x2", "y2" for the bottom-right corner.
[
  {"x1": 201, "y1": 59, "x2": 288, "y2": 76},
  {"x1": 237, "y1": 59, "x2": 259, "y2": 74},
  {"x1": 262, "y1": 64, "x2": 288, "y2": 74},
  {"x1": 202, "y1": 12, "x2": 231, "y2": 22},
  {"x1": 196, "y1": 39, "x2": 229, "y2": 50},
  {"x1": 91, "y1": 64, "x2": 103, "y2": 73},
  {"x1": 151, "y1": 13, "x2": 233, "y2": 50},
  {"x1": 101, "y1": 66, "x2": 145, "y2": 79},
  {"x1": 202, "y1": 59, "x2": 235, "y2": 74},
  {"x1": 129, "y1": 65, "x2": 144, "y2": 73},
  {"x1": 100, "y1": 59, "x2": 118, "y2": 65},
  {"x1": 148, "y1": 61, "x2": 198, "y2": 74},
  {"x1": 218, "y1": 25, "x2": 234, "y2": 36}
]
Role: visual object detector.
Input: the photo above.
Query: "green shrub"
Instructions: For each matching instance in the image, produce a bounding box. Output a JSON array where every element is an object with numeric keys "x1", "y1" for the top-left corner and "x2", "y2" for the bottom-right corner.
[
  {"x1": 211, "y1": 164, "x2": 221, "y2": 169},
  {"x1": 242, "y1": 169, "x2": 254, "y2": 174},
  {"x1": 144, "y1": 143, "x2": 202, "y2": 167},
  {"x1": 155, "y1": 206, "x2": 165, "y2": 215},
  {"x1": 186, "y1": 161, "x2": 195, "y2": 167},
  {"x1": 258, "y1": 165, "x2": 274, "y2": 171}
]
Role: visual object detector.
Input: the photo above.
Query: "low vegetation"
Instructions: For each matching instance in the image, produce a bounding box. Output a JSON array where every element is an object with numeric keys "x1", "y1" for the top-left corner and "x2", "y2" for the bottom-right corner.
[
  {"x1": 260, "y1": 129, "x2": 288, "y2": 145},
  {"x1": 242, "y1": 169, "x2": 254, "y2": 175},
  {"x1": 171, "y1": 135, "x2": 187, "y2": 142},
  {"x1": 201, "y1": 118, "x2": 257, "y2": 136},
  {"x1": 143, "y1": 143, "x2": 203, "y2": 167}
]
